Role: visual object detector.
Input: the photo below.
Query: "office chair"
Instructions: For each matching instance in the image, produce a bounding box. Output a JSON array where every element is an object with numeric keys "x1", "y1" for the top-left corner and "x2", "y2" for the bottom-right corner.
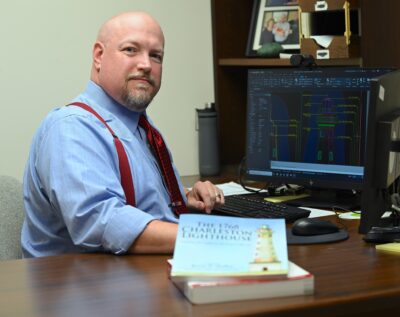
[{"x1": 0, "y1": 175, "x2": 24, "y2": 260}]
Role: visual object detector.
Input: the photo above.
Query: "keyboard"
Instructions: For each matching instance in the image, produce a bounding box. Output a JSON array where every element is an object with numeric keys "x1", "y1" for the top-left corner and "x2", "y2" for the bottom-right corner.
[{"x1": 213, "y1": 194, "x2": 310, "y2": 223}]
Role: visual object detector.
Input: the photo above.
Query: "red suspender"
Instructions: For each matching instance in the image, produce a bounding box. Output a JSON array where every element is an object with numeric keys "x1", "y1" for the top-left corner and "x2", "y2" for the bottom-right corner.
[{"x1": 68, "y1": 102, "x2": 135, "y2": 206}]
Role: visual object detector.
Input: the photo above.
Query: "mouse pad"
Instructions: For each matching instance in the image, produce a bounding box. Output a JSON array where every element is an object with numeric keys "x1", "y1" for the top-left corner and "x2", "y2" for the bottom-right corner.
[{"x1": 286, "y1": 229, "x2": 349, "y2": 245}]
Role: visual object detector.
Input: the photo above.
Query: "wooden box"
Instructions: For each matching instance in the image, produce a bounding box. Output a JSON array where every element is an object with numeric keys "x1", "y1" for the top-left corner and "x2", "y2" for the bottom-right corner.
[{"x1": 299, "y1": 0, "x2": 360, "y2": 59}]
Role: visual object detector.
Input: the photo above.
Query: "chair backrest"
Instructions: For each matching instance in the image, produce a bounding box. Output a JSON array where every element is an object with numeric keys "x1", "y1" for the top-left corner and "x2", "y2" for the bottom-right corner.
[{"x1": 0, "y1": 175, "x2": 24, "y2": 260}]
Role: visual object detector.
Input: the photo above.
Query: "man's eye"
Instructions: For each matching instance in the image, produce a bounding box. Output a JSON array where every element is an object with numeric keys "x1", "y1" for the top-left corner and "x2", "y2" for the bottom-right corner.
[
  {"x1": 151, "y1": 53, "x2": 163, "y2": 63},
  {"x1": 124, "y1": 47, "x2": 137, "y2": 54}
]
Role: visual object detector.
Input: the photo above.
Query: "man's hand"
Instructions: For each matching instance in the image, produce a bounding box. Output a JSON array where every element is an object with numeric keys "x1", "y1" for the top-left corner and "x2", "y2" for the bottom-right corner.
[{"x1": 186, "y1": 181, "x2": 225, "y2": 213}]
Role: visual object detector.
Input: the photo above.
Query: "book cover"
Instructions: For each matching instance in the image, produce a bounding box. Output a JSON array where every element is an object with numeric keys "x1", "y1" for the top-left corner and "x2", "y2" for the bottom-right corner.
[
  {"x1": 171, "y1": 214, "x2": 288, "y2": 282},
  {"x1": 169, "y1": 260, "x2": 314, "y2": 304}
]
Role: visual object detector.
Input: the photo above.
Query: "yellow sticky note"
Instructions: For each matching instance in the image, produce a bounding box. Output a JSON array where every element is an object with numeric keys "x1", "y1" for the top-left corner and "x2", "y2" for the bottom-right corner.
[
  {"x1": 265, "y1": 193, "x2": 310, "y2": 203},
  {"x1": 376, "y1": 243, "x2": 400, "y2": 254}
]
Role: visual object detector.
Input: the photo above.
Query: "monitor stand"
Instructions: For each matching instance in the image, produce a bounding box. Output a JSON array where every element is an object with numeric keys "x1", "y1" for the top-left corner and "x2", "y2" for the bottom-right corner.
[{"x1": 285, "y1": 188, "x2": 361, "y2": 210}]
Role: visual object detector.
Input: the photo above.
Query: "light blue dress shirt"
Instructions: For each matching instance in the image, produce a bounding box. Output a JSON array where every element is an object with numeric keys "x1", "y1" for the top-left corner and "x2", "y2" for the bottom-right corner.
[{"x1": 22, "y1": 81, "x2": 185, "y2": 257}]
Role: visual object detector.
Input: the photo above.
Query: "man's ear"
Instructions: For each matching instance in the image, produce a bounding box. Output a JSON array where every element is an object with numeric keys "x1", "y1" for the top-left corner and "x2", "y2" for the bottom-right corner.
[{"x1": 93, "y1": 41, "x2": 104, "y2": 71}]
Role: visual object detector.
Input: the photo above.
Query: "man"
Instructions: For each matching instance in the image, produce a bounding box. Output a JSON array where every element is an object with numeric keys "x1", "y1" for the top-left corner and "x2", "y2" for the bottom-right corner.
[
  {"x1": 272, "y1": 12, "x2": 290, "y2": 43},
  {"x1": 22, "y1": 12, "x2": 224, "y2": 257}
]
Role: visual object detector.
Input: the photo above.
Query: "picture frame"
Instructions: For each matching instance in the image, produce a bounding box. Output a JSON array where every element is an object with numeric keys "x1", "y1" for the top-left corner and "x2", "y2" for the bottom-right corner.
[{"x1": 246, "y1": 0, "x2": 300, "y2": 57}]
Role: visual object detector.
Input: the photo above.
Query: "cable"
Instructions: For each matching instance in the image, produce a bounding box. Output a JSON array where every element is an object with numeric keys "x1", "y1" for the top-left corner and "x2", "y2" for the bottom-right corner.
[
  {"x1": 237, "y1": 156, "x2": 269, "y2": 194},
  {"x1": 331, "y1": 205, "x2": 354, "y2": 230}
]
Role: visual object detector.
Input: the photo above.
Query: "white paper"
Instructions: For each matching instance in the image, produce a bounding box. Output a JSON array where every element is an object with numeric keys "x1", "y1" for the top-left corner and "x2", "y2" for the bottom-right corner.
[
  {"x1": 216, "y1": 181, "x2": 267, "y2": 196},
  {"x1": 310, "y1": 35, "x2": 334, "y2": 48},
  {"x1": 301, "y1": 207, "x2": 335, "y2": 218}
]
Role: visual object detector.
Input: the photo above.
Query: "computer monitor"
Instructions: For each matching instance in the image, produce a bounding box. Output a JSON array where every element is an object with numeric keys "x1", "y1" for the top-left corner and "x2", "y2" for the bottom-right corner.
[
  {"x1": 359, "y1": 70, "x2": 400, "y2": 234},
  {"x1": 245, "y1": 67, "x2": 393, "y2": 209}
]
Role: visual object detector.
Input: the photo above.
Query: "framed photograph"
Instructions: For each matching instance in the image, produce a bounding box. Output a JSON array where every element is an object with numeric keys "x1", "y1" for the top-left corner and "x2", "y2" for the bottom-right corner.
[{"x1": 246, "y1": 0, "x2": 300, "y2": 57}]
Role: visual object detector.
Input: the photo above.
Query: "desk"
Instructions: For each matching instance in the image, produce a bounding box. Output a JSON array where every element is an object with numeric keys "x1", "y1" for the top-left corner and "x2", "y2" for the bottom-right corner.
[{"x1": 1, "y1": 218, "x2": 399, "y2": 317}]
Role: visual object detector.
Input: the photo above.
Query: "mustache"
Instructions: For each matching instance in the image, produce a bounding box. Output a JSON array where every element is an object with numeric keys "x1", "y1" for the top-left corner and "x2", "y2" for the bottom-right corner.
[{"x1": 127, "y1": 73, "x2": 155, "y2": 86}]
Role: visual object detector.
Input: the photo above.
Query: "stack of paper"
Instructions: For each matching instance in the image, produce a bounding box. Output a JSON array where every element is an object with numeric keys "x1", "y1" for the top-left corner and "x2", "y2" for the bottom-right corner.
[{"x1": 168, "y1": 260, "x2": 314, "y2": 304}]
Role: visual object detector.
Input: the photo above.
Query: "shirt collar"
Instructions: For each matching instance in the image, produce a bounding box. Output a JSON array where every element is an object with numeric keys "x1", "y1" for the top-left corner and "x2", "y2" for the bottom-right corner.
[{"x1": 76, "y1": 80, "x2": 144, "y2": 133}]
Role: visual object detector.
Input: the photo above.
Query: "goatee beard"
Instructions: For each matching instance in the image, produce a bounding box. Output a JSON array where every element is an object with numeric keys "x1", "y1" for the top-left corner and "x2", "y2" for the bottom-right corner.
[
  {"x1": 121, "y1": 74, "x2": 157, "y2": 112},
  {"x1": 122, "y1": 90, "x2": 153, "y2": 112}
]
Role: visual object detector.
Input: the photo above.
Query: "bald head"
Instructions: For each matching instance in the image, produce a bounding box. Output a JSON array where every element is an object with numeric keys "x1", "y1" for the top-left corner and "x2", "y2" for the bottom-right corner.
[
  {"x1": 91, "y1": 12, "x2": 165, "y2": 112},
  {"x1": 96, "y1": 12, "x2": 165, "y2": 47}
]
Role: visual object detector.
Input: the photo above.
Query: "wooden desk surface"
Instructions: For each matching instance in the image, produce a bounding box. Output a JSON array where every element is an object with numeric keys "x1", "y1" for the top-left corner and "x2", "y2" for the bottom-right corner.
[{"x1": 1, "y1": 218, "x2": 400, "y2": 317}]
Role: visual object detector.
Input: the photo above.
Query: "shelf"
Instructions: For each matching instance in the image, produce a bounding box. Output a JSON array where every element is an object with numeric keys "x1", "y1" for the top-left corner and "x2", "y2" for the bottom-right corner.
[
  {"x1": 218, "y1": 57, "x2": 362, "y2": 67},
  {"x1": 219, "y1": 58, "x2": 292, "y2": 67}
]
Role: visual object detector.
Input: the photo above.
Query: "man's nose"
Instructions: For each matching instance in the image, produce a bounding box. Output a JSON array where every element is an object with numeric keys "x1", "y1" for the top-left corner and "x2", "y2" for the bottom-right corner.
[{"x1": 137, "y1": 53, "x2": 152, "y2": 71}]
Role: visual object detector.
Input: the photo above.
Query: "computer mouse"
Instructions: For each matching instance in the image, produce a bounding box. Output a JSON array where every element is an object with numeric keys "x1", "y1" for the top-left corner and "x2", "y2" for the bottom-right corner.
[{"x1": 291, "y1": 218, "x2": 340, "y2": 236}]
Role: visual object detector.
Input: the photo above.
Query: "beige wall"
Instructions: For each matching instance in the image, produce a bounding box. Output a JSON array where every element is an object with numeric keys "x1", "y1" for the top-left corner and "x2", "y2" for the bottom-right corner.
[{"x1": 0, "y1": 0, "x2": 214, "y2": 181}]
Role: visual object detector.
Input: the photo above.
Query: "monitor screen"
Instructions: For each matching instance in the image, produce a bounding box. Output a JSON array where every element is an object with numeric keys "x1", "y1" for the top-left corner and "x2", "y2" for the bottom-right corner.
[{"x1": 245, "y1": 68, "x2": 393, "y2": 194}]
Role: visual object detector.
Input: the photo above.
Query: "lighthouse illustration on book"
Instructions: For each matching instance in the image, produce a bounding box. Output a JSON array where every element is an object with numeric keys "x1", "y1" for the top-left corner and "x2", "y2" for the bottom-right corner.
[{"x1": 248, "y1": 224, "x2": 282, "y2": 272}]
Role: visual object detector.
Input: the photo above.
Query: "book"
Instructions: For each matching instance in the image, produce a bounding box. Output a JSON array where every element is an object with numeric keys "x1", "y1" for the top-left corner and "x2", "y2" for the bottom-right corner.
[
  {"x1": 171, "y1": 214, "x2": 288, "y2": 282},
  {"x1": 169, "y1": 260, "x2": 314, "y2": 304}
]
